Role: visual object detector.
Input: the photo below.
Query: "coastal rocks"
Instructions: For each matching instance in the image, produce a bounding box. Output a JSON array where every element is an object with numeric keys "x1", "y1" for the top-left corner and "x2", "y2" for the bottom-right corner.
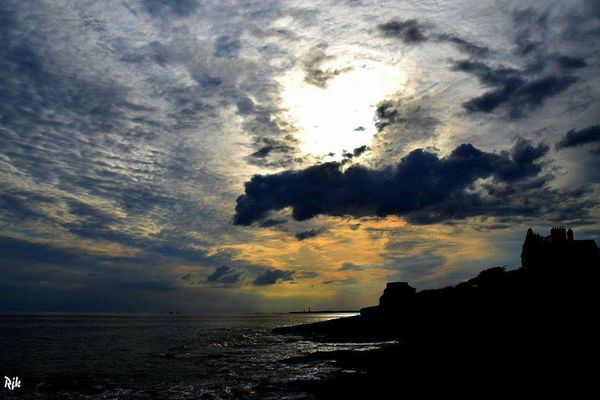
[
  {"x1": 360, "y1": 282, "x2": 416, "y2": 319},
  {"x1": 275, "y1": 227, "x2": 600, "y2": 344},
  {"x1": 379, "y1": 282, "x2": 416, "y2": 307},
  {"x1": 272, "y1": 227, "x2": 600, "y2": 398}
]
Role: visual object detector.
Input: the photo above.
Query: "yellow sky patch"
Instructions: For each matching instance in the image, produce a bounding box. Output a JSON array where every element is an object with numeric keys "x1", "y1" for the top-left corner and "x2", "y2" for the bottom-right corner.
[{"x1": 220, "y1": 215, "x2": 499, "y2": 302}]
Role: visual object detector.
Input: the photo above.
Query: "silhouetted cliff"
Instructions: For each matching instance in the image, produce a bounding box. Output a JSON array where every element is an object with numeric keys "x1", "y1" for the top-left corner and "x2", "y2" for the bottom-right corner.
[
  {"x1": 274, "y1": 227, "x2": 599, "y2": 342},
  {"x1": 274, "y1": 228, "x2": 600, "y2": 399}
]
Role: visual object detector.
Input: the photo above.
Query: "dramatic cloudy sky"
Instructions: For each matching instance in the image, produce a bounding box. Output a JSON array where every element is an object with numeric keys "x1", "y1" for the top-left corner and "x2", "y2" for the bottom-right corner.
[{"x1": 2, "y1": 0, "x2": 600, "y2": 312}]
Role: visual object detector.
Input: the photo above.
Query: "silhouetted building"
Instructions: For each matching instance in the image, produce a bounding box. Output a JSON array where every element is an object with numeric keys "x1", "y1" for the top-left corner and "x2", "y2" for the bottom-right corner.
[{"x1": 521, "y1": 227, "x2": 600, "y2": 274}]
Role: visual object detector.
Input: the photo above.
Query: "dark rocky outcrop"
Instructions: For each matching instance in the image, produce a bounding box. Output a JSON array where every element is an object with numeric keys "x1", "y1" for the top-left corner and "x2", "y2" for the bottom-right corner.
[
  {"x1": 275, "y1": 227, "x2": 599, "y2": 342},
  {"x1": 274, "y1": 227, "x2": 600, "y2": 399}
]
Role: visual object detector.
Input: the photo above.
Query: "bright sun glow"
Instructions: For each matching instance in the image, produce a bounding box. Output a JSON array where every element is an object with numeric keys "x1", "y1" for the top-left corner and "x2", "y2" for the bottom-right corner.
[{"x1": 278, "y1": 60, "x2": 406, "y2": 160}]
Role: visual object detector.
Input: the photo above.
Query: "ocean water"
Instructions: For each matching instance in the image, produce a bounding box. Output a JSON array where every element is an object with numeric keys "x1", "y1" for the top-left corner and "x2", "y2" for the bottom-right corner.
[{"x1": 0, "y1": 313, "x2": 380, "y2": 399}]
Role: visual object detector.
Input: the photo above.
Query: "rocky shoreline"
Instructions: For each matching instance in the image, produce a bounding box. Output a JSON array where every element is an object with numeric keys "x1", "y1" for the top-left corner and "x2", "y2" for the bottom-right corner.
[{"x1": 274, "y1": 229, "x2": 600, "y2": 399}]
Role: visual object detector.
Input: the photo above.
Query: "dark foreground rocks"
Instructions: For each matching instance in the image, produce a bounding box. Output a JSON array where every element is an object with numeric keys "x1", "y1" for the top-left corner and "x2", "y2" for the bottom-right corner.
[
  {"x1": 275, "y1": 252, "x2": 600, "y2": 399},
  {"x1": 283, "y1": 337, "x2": 597, "y2": 400},
  {"x1": 277, "y1": 272, "x2": 600, "y2": 399}
]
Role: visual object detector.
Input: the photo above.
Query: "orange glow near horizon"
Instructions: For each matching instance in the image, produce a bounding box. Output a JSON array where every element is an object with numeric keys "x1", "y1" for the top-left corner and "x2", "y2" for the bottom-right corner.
[{"x1": 219, "y1": 216, "x2": 498, "y2": 304}]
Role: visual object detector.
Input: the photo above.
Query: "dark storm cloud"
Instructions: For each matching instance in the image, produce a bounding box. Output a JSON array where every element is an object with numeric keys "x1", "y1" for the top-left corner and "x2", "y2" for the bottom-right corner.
[
  {"x1": 234, "y1": 139, "x2": 563, "y2": 226},
  {"x1": 452, "y1": 60, "x2": 578, "y2": 117},
  {"x1": 253, "y1": 269, "x2": 294, "y2": 286},
  {"x1": 498, "y1": 138, "x2": 549, "y2": 182},
  {"x1": 207, "y1": 265, "x2": 244, "y2": 286},
  {"x1": 378, "y1": 19, "x2": 428, "y2": 43},
  {"x1": 295, "y1": 229, "x2": 323, "y2": 241},
  {"x1": 556, "y1": 125, "x2": 600, "y2": 150}
]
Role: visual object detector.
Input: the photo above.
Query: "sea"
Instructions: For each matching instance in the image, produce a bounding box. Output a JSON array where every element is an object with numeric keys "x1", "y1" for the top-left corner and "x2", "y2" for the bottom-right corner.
[{"x1": 0, "y1": 313, "x2": 385, "y2": 399}]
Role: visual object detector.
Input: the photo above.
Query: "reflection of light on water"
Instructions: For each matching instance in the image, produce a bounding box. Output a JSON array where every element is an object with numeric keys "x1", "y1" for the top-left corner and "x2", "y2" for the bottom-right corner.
[
  {"x1": 6, "y1": 313, "x2": 391, "y2": 399},
  {"x1": 314, "y1": 340, "x2": 399, "y2": 352},
  {"x1": 278, "y1": 62, "x2": 405, "y2": 160},
  {"x1": 307, "y1": 312, "x2": 360, "y2": 320}
]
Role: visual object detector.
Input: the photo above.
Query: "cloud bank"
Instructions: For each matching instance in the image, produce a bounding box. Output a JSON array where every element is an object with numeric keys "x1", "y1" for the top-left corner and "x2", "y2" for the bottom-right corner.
[{"x1": 234, "y1": 139, "x2": 567, "y2": 225}]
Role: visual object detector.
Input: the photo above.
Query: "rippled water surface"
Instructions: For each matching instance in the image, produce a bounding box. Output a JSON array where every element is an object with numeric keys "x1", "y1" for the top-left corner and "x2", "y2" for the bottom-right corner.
[{"x1": 0, "y1": 313, "x2": 374, "y2": 399}]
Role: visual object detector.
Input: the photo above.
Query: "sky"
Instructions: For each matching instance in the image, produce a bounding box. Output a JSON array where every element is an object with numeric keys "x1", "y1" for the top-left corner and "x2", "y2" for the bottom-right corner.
[{"x1": 1, "y1": 0, "x2": 600, "y2": 313}]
